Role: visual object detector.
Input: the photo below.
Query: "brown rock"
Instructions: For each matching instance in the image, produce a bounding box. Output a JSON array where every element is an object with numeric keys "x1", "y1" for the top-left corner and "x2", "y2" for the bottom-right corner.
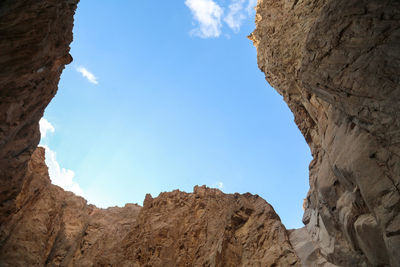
[
  {"x1": 251, "y1": 0, "x2": 400, "y2": 265},
  {"x1": 117, "y1": 186, "x2": 298, "y2": 267},
  {"x1": 0, "y1": 148, "x2": 298, "y2": 266},
  {"x1": 2, "y1": 1, "x2": 298, "y2": 265},
  {"x1": 1, "y1": 0, "x2": 399, "y2": 266},
  {"x1": 0, "y1": 0, "x2": 79, "y2": 226}
]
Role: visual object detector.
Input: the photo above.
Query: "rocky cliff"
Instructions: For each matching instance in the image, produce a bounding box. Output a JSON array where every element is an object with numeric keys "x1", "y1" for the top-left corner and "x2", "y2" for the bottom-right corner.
[
  {"x1": 250, "y1": 0, "x2": 400, "y2": 266},
  {"x1": 0, "y1": 0, "x2": 399, "y2": 266},
  {"x1": 0, "y1": 0, "x2": 77, "y2": 227},
  {"x1": 0, "y1": 148, "x2": 298, "y2": 266}
]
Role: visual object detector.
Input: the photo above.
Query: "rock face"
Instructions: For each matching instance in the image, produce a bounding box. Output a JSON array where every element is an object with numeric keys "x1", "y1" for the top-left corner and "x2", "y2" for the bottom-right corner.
[
  {"x1": 0, "y1": 0, "x2": 399, "y2": 266},
  {"x1": 0, "y1": 147, "x2": 141, "y2": 266},
  {"x1": 0, "y1": 0, "x2": 78, "y2": 226},
  {"x1": 250, "y1": 0, "x2": 400, "y2": 266},
  {"x1": 118, "y1": 187, "x2": 298, "y2": 267},
  {"x1": 1, "y1": 1, "x2": 297, "y2": 266},
  {"x1": 0, "y1": 148, "x2": 298, "y2": 266}
]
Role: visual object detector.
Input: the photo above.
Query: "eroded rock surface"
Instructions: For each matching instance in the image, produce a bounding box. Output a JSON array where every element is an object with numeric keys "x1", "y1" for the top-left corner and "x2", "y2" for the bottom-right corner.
[
  {"x1": 0, "y1": 1, "x2": 298, "y2": 266},
  {"x1": 0, "y1": 148, "x2": 299, "y2": 266},
  {"x1": 251, "y1": 0, "x2": 400, "y2": 266},
  {"x1": 0, "y1": 0, "x2": 78, "y2": 226},
  {"x1": 1, "y1": 0, "x2": 399, "y2": 266},
  {"x1": 0, "y1": 148, "x2": 142, "y2": 266}
]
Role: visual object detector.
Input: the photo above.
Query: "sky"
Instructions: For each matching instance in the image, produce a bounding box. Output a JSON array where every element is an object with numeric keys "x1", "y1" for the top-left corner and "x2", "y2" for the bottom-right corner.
[{"x1": 39, "y1": 0, "x2": 312, "y2": 229}]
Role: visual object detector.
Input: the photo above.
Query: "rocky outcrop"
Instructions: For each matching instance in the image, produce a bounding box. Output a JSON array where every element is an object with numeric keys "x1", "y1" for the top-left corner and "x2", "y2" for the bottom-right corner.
[
  {"x1": 1, "y1": 1, "x2": 298, "y2": 265},
  {"x1": 0, "y1": 0, "x2": 78, "y2": 226},
  {"x1": 117, "y1": 187, "x2": 298, "y2": 267},
  {"x1": 0, "y1": 148, "x2": 141, "y2": 266},
  {"x1": 250, "y1": 0, "x2": 400, "y2": 266},
  {"x1": 1, "y1": 0, "x2": 399, "y2": 266},
  {"x1": 0, "y1": 148, "x2": 299, "y2": 266}
]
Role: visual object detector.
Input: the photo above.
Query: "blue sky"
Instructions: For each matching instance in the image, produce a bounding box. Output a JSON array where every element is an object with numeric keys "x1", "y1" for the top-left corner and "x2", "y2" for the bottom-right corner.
[{"x1": 39, "y1": 0, "x2": 311, "y2": 229}]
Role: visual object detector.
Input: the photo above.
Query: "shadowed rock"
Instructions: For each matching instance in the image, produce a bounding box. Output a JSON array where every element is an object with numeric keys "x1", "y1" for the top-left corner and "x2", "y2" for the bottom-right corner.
[
  {"x1": 0, "y1": 0, "x2": 399, "y2": 266},
  {"x1": 250, "y1": 0, "x2": 400, "y2": 265}
]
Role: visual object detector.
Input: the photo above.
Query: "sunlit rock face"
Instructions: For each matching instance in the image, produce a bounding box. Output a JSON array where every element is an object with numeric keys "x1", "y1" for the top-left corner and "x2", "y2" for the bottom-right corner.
[
  {"x1": 0, "y1": 0, "x2": 399, "y2": 266},
  {"x1": 0, "y1": 148, "x2": 141, "y2": 266},
  {"x1": 251, "y1": 0, "x2": 400, "y2": 266},
  {"x1": 0, "y1": 148, "x2": 298, "y2": 266},
  {"x1": 0, "y1": 1, "x2": 299, "y2": 266}
]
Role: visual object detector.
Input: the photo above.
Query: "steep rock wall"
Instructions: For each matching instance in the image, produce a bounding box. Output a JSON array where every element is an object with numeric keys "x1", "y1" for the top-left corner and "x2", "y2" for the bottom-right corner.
[
  {"x1": 0, "y1": 148, "x2": 298, "y2": 266},
  {"x1": 0, "y1": 0, "x2": 399, "y2": 266},
  {"x1": 1, "y1": 1, "x2": 298, "y2": 266},
  {"x1": 0, "y1": 148, "x2": 141, "y2": 266},
  {"x1": 251, "y1": 0, "x2": 400, "y2": 266},
  {"x1": 0, "y1": 0, "x2": 79, "y2": 226}
]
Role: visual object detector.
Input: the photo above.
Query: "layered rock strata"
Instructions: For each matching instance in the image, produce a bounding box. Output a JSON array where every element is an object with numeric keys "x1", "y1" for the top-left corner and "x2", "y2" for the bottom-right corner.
[
  {"x1": 0, "y1": 148, "x2": 299, "y2": 266},
  {"x1": 250, "y1": 0, "x2": 400, "y2": 266}
]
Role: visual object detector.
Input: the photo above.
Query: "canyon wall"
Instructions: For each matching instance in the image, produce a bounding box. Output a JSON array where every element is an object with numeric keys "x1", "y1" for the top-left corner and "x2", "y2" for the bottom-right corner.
[
  {"x1": 0, "y1": 0, "x2": 78, "y2": 226},
  {"x1": 0, "y1": 0, "x2": 399, "y2": 266},
  {"x1": 250, "y1": 0, "x2": 400, "y2": 266},
  {"x1": 0, "y1": 148, "x2": 298, "y2": 266},
  {"x1": 0, "y1": 1, "x2": 298, "y2": 266}
]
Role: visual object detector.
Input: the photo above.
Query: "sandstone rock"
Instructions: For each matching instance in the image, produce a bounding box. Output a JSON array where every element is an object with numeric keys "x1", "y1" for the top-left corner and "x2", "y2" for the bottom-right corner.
[
  {"x1": 0, "y1": 148, "x2": 299, "y2": 266},
  {"x1": 354, "y1": 214, "x2": 389, "y2": 266},
  {"x1": 0, "y1": 0, "x2": 79, "y2": 226},
  {"x1": 1, "y1": 0, "x2": 399, "y2": 266},
  {"x1": 116, "y1": 186, "x2": 298, "y2": 267},
  {"x1": 251, "y1": 0, "x2": 400, "y2": 265},
  {"x1": 289, "y1": 227, "x2": 338, "y2": 267}
]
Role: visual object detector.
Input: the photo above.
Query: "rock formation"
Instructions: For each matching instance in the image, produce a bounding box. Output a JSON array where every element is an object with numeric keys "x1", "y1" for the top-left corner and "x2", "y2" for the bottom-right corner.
[
  {"x1": 0, "y1": 148, "x2": 298, "y2": 266},
  {"x1": 0, "y1": 0, "x2": 399, "y2": 266},
  {"x1": 0, "y1": 0, "x2": 77, "y2": 227},
  {"x1": 250, "y1": 0, "x2": 400, "y2": 266}
]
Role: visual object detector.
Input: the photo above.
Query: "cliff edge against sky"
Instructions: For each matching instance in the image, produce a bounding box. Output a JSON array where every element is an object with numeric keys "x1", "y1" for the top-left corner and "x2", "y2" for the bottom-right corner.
[
  {"x1": 250, "y1": 0, "x2": 400, "y2": 265},
  {"x1": 0, "y1": 0, "x2": 399, "y2": 266}
]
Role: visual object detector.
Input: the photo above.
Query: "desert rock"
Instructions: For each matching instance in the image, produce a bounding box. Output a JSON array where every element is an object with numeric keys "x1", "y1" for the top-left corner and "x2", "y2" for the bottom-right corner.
[
  {"x1": 0, "y1": 0, "x2": 399, "y2": 266},
  {"x1": 0, "y1": 148, "x2": 298, "y2": 266},
  {"x1": 250, "y1": 0, "x2": 400, "y2": 265}
]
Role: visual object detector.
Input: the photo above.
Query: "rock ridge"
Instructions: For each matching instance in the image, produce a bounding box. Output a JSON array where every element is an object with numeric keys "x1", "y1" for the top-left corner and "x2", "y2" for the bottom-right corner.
[
  {"x1": 0, "y1": 0, "x2": 399, "y2": 266},
  {"x1": 0, "y1": 148, "x2": 299, "y2": 266}
]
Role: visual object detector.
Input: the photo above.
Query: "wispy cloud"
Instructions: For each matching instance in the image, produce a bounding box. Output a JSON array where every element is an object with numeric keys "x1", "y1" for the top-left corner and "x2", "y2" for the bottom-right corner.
[
  {"x1": 42, "y1": 145, "x2": 84, "y2": 197},
  {"x1": 246, "y1": 0, "x2": 257, "y2": 15},
  {"x1": 39, "y1": 117, "x2": 84, "y2": 197},
  {"x1": 224, "y1": 0, "x2": 256, "y2": 33},
  {"x1": 185, "y1": 0, "x2": 257, "y2": 37},
  {"x1": 185, "y1": 0, "x2": 224, "y2": 38},
  {"x1": 76, "y1": 66, "x2": 98, "y2": 84},
  {"x1": 39, "y1": 118, "x2": 55, "y2": 139},
  {"x1": 224, "y1": 0, "x2": 247, "y2": 33}
]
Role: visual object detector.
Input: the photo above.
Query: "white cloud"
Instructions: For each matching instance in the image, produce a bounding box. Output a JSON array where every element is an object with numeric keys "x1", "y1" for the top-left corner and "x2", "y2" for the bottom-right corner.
[
  {"x1": 185, "y1": 0, "x2": 257, "y2": 38},
  {"x1": 41, "y1": 145, "x2": 84, "y2": 197},
  {"x1": 185, "y1": 0, "x2": 223, "y2": 38},
  {"x1": 224, "y1": 0, "x2": 246, "y2": 33},
  {"x1": 39, "y1": 118, "x2": 55, "y2": 139},
  {"x1": 224, "y1": 0, "x2": 256, "y2": 33},
  {"x1": 76, "y1": 66, "x2": 98, "y2": 84},
  {"x1": 38, "y1": 117, "x2": 84, "y2": 197},
  {"x1": 246, "y1": 0, "x2": 257, "y2": 15}
]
